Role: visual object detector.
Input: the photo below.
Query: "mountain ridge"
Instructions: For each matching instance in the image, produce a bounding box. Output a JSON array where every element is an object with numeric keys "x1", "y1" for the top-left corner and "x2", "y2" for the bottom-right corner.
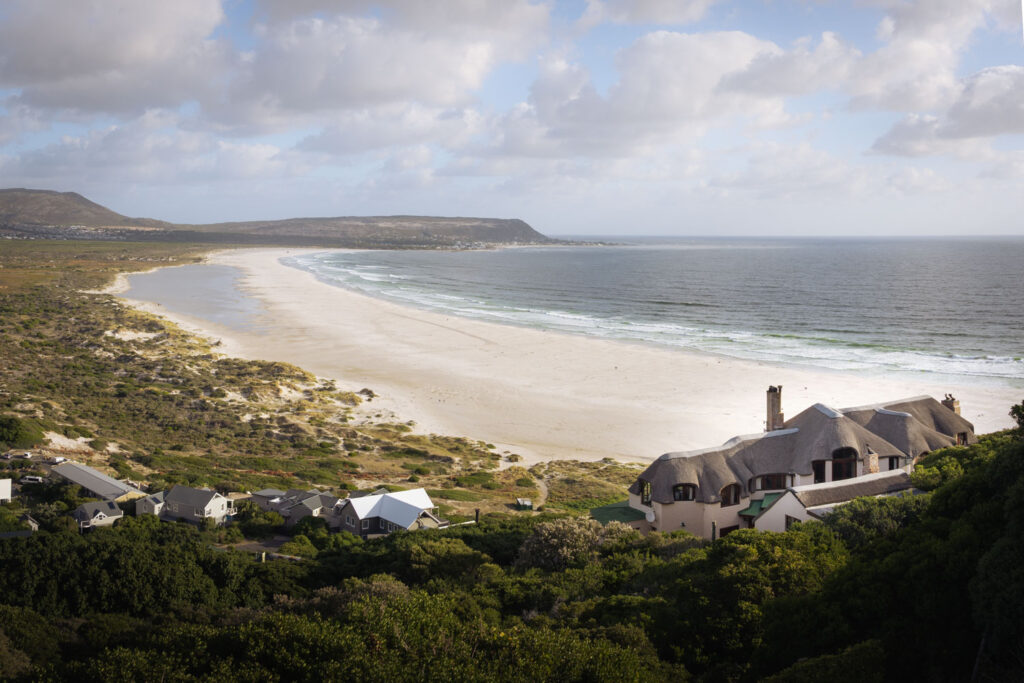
[{"x1": 0, "y1": 188, "x2": 552, "y2": 246}]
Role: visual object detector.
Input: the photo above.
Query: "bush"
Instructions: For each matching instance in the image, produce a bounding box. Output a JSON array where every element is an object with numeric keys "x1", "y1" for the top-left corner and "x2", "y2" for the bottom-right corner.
[
  {"x1": 0, "y1": 416, "x2": 44, "y2": 449},
  {"x1": 516, "y1": 518, "x2": 638, "y2": 571}
]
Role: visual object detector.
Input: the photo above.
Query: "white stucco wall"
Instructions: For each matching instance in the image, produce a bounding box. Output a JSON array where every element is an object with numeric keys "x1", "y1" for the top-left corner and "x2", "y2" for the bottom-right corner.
[{"x1": 754, "y1": 493, "x2": 809, "y2": 533}]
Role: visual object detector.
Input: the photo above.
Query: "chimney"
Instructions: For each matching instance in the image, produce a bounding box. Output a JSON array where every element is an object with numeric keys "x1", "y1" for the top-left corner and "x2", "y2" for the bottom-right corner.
[
  {"x1": 941, "y1": 394, "x2": 961, "y2": 415},
  {"x1": 864, "y1": 444, "x2": 879, "y2": 474},
  {"x1": 766, "y1": 385, "x2": 785, "y2": 431}
]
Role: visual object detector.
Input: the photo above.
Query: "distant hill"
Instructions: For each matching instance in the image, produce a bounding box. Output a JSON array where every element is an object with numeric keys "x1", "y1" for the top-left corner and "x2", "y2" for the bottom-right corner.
[
  {"x1": 0, "y1": 189, "x2": 172, "y2": 229},
  {"x1": 0, "y1": 188, "x2": 552, "y2": 247}
]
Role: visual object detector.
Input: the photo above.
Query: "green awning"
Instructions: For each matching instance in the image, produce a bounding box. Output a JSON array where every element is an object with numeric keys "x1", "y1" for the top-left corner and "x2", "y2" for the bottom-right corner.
[
  {"x1": 738, "y1": 492, "x2": 783, "y2": 518},
  {"x1": 590, "y1": 500, "x2": 646, "y2": 525}
]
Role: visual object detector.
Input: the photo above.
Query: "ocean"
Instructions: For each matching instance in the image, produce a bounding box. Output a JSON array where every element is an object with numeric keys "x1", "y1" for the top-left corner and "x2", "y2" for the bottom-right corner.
[{"x1": 276, "y1": 237, "x2": 1024, "y2": 387}]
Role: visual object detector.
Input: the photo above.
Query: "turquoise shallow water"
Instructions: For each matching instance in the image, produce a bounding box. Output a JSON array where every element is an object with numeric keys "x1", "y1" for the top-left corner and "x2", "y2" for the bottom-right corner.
[{"x1": 280, "y1": 237, "x2": 1024, "y2": 387}]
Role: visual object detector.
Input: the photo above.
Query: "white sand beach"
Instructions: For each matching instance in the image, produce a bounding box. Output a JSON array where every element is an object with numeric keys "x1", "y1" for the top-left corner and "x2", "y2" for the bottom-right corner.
[{"x1": 118, "y1": 248, "x2": 1020, "y2": 465}]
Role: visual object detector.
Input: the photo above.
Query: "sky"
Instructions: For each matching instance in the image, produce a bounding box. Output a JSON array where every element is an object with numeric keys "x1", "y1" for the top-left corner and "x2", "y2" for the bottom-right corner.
[{"x1": 0, "y1": 0, "x2": 1022, "y2": 236}]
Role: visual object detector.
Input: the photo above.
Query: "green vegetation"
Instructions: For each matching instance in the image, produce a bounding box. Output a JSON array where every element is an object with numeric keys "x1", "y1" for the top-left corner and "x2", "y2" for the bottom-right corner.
[
  {"x1": 0, "y1": 419, "x2": 1020, "y2": 679},
  {"x1": 0, "y1": 415, "x2": 44, "y2": 450}
]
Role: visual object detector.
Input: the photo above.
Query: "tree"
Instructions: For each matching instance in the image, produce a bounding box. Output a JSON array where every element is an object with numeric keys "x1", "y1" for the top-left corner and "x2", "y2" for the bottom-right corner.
[{"x1": 1010, "y1": 400, "x2": 1024, "y2": 435}]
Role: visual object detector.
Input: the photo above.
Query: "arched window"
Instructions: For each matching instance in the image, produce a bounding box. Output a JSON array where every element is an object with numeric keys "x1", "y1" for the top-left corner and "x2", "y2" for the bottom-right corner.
[
  {"x1": 831, "y1": 447, "x2": 858, "y2": 481},
  {"x1": 672, "y1": 484, "x2": 697, "y2": 501},
  {"x1": 720, "y1": 483, "x2": 741, "y2": 507},
  {"x1": 639, "y1": 479, "x2": 651, "y2": 506}
]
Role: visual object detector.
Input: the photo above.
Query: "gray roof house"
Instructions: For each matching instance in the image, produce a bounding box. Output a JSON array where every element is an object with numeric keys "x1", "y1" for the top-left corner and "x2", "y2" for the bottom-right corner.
[
  {"x1": 72, "y1": 500, "x2": 124, "y2": 530},
  {"x1": 52, "y1": 462, "x2": 145, "y2": 502},
  {"x1": 251, "y1": 488, "x2": 343, "y2": 527},
  {"x1": 159, "y1": 486, "x2": 233, "y2": 526},
  {"x1": 135, "y1": 491, "x2": 166, "y2": 517},
  {"x1": 626, "y1": 388, "x2": 974, "y2": 539}
]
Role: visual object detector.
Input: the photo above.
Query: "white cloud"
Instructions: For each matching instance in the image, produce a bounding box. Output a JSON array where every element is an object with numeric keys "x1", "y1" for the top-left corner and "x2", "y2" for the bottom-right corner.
[
  {"x1": 210, "y1": 2, "x2": 548, "y2": 131},
  {"x1": 0, "y1": 113, "x2": 297, "y2": 187},
  {"x1": 720, "y1": 32, "x2": 860, "y2": 96},
  {"x1": 577, "y1": 0, "x2": 720, "y2": 31},
  {"x1": 847, "y1": 0, "x2": 1002, "y2": 111},
  {"x1": 298, "y1": 105, "x2": 483, "y2": 156},
  {"x1": 0, "y1": 0, "x2": 227, "y2": 114},
  {"x1": 480, "y1": 30, "x2": 791, "y2": 161}
]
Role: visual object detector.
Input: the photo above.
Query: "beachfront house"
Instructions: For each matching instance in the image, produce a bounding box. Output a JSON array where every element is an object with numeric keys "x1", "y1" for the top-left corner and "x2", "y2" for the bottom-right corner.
[
  {"x1": 72, "y1": 500, "x2": 124, "y2": 530},
  {"x1": 51, "y1": 461, "x2": 145, "y2": 503},
  {"x1": 625, "y1": 387, "x2": 974, "y2": 539},
  {"x1": 335, "y1": 488, "x2": 448, "y2": 538}
]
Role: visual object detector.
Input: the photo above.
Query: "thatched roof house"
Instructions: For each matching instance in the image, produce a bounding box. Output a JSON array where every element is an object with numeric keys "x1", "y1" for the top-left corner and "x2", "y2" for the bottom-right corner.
[{"x1": 626, "y1": 389, "x2": 973, "y2": 539}]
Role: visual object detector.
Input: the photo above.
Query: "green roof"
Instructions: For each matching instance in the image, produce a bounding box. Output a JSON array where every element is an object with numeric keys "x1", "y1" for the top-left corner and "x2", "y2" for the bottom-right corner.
[
  {"x1": 590, "y1": 500, "x2": 646, "y2": 525},
  {"x1": 738, "y1": 492, "x2": 783, "y2": 519}
]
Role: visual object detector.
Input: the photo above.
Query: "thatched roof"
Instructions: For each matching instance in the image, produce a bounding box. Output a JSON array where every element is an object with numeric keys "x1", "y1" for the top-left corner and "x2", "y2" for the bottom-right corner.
[
  {"x1": 630, "y1": 396, "x2": 970, "y2": 505},
  {"x1": 792, "y1": 470, "x2": 912, "y2": 509}
]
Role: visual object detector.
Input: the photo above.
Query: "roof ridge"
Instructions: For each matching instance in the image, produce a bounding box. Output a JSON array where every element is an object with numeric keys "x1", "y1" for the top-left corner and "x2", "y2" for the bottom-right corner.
[
  {"x1": 838, "y1": 395, "x2": 934, "y2": 413},
  {"x1": 657, "y1": 428, "x2": 799, "y2": 461}
]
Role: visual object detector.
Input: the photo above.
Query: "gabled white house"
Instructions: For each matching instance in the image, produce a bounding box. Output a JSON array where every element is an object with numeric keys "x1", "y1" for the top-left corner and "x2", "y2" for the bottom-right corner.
[
  {"x1": 335, "y1": 488, "x2": 448, "y2": 537},
  {"x1": 626, "y1": 388, "x2": 974, "y2": 539}
]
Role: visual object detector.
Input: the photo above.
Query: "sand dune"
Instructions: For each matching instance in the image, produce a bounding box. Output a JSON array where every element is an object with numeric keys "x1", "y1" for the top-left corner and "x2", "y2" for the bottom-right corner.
[{"x1": 119, "y1": 248, "x2": 1020, "y2": 465}]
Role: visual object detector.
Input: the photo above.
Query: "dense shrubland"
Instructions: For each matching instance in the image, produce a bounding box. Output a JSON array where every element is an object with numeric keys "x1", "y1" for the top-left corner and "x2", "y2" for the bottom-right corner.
[{"x1": 0, "y1": 427, "x2": 1020, "y2": 680}]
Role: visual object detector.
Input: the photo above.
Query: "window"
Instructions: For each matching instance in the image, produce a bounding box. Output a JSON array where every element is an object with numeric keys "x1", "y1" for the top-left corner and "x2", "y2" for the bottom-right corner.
[
  {"x1": 831, "y1": 447, "x2": 858, "y2": 481},
  {"x1": 751, "y1": 474, "x2": 788, "y2": 491},
  {"x1": 886, "y1": 456, "x2": 901, "y2": 471},
  {"x1": 672, "y1": 484, "x2": 697, "y2": 501},
  {"x1": 812, "y1": 460, "x2": 826, "y2": 484},
  {"x1": 719, "y1": 525, "x2": 740, "y2": 538},
  {"x1": 639, "y1": 480, "x2": 652, "y2": 506},
  {"x1": 784, "y1": 515, "x2": 800, "y2": 531},
  {"x1": 361, "y1": 519, "x2": 369, "y2": 530},
  {"x1": 346, "y1": 515, "x2": 353, "y2": 526},
  {"x1": 720, "y1": 483, "x2": 741, "y2": 507},
  {"x1": 956, "y1": 432, "x2": 968, "y2": 446}
]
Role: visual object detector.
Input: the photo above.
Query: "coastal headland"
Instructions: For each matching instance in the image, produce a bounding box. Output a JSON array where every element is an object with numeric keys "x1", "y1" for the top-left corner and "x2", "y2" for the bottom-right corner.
[{"x1": 118, "y1": 248, "x2": 1021, "y2": 465}]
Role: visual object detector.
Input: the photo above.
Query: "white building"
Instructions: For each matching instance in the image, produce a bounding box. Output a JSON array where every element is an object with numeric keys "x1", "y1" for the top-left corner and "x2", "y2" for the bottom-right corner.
[
  {"x1": 335, "y1": 488, "x2": 448, "y2": 537},
  {"x1": 0, "y1": 478, "x2": 11, "y2": 503}
]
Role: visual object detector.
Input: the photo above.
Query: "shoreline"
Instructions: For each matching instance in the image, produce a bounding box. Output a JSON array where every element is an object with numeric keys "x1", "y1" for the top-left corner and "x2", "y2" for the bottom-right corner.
[{"x1": 116, "y1": 247, "x2": 1020, "y2": 466}]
